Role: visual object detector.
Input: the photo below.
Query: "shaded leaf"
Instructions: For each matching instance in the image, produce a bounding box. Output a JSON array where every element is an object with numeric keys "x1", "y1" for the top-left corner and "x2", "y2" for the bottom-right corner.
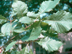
[
  {"x1": 12, "y1": 22, "x2": 22, "y2": 29},
  {"x1": 37, "y1": 37, "x2": 63, "y2": 52},
  {"x1": 44, "y1": 11, "x2": 72, "y2": 33},
  {"x1": 6, "y1": 41, "x2": 16, "y2": 51},
  {"x1": 12, "y1": 21, "x2": 26, "y2": 33},
  {"x1": 25, "y1": 26, "x2": 42, "y2": 41},
  {"x1": 0, "y1": 15, "x2": 7, "y2": 24},
  {"x1": 21, "y1": 35, "x2": 30, "y2": 42},
  {"x1": 16, "y1": 45, "x2": 33, "y2": 54},
  {"x1": 0, "y1": 33, "x2": 5, "y2": 37},
  {"x1": 13, "y1": 27, "x2": 25, "y2": 33},
  {"x1": 1, "y1": 23, "x2": 13, "y2": 36},
  {"x1": 40, "y1": 22, "x2": 50, "y2": 30},
  {"x1": 47, "y1": 32, "x2": 58, "y2": 38},
  {"x1": 39, "y1": 0, "x2": 60, "y2": 13},
  {"x1": 29, "y1": 21, "x2": 40, "y2": 28},
  {"x1": 16, "y1": 48, "x2": 25, "y2": 54},
  {"x1": 19, "y1": 16, "x2": 33, "y2": 24},
  {"x1": 11, "y1": 50, "x2": 17, "y2": 54}
]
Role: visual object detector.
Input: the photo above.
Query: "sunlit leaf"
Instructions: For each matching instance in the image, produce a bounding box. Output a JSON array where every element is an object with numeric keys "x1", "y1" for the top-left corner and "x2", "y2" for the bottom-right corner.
[
  {"x1": 1, "y1": 23, "x2": 13, "y2": 36},
  {"x1": 27, "y1": 12, "x2": 40, "y2": 18},
  {"x1": 13, "y1": 27, "x2": 25, "y2": 33},
  {"x1": 39, "y1": 0, "x2": 60, "y2": 13},
  {"x1": 44, "y1": 11, "x2": 72, "y2": 33},
  {"x1": 37, "y1": 37, "x2": 63, "y2": 52},
  {"x1": 19, "y1": 16, "x2": 33, "y2": 24},
  {"x1": 12, "y1": 1, "x2": 28, "y2": 16}
]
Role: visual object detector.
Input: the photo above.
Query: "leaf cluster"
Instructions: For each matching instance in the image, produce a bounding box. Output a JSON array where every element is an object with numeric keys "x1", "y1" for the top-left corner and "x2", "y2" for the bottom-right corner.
[{"x1": 0, "y1": 0, "x2": 72, "y2": 53}]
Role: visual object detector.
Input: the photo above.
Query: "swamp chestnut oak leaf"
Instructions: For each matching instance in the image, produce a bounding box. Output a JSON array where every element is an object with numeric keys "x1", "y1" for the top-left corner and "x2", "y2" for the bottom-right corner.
[
  {"x1": 13, "y1": 27, "x2": 25, "y2": 33},
  {"x1": 1, "y1": 0, "x2": 72, "y2": 53},
  {"x1": 21, "y1": 26, "x2": 42, "y2": 42},
  {"x1": 19, "y1": 16, "x2": 33, "y2": 24},
  {"x1": 29, "y1": 21, "x2": 40, "y2": 29},
  {"x1": 12, "y1": 1, "x2": 28, "y2": 16},
  {"x1": 12, "y1": 22, "x2": 22, "y2": 29},
  {"x1": 25, "y1": 26, "x2": 42, "y2": 41},
  {"x1": 39, "y1": 0, "x2": 60, "y2": 13},
  {"x1": 6, "y1": 41, "x2": 16, "y2": 51},
  {"x1": 12, "y1": 21, "x2": 26, "y2": 33},
  {"x1": 37, "y1": 37, "x2": 63, "y2": 52},
  {"x1": 27, "y1": 12, "x2": 40, "y2": 18},
  {"x1": 1, "y1": 22, "x2": 25, "y2": 36},
  {"x1": 43, "y1": 11, "x2": 72, "y2": 33},
  {"x1": 12, "y1": 20, "x2": 23, "y2": 29},
  {"x1": 1, "y1": 23, "x2": 13, "y2": 36},
  {"x1": 0, "y1": 15, "x2": 7, "y2": 24}
]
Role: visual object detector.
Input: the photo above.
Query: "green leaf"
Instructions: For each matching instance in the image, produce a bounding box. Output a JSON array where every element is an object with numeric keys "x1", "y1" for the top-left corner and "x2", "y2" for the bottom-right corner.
[
  {"x1": 11, "y1": 11, "x2": 17, "y2": 17},
  {"x1": 25, "y1": 26, "x2": 42, "y2": 41},
  {"x1": 43, "y1": 11, "x2": 72, "y2": 33},
  {"x1": 47, "y1": 32, "x2": 58, "y2": 38},
  {"x1": 29, "y1": 21, "x2": 40, "y2": 29},
  {"x1": 27, "y1": 12, "x2": 40, "y2": 18},
  {"x1": 19, "y1": 16, "x2": 33, "y2": 24},
  {"x1": 13, "y1": 22, "x2": 22, "y2": 29},
  {"x1": 39, "y1": 0, "x2": 60, "y2": 13},
  {"x1": 1, "y1": 23, "x2": 13, "y2": 36},
  {"x1": 12, "y1": 1, "x2": 28, "y2": 16},
  {"x1": 13, "y1": 27, "x2": 25, "y2": 33},
  {"x1": 0, "y1": 15, "x2": 7, "y2": 24},
  {"x1": 37, "y1": 37, "x2": 63, "y2": 52},
  {"x1": 16, "y1": 45, "x2": 33, "y2": 54},
  {"x1": 12, "y1": 20, "x2": 22, "y2": 29},
  {"x1": 6, "y1": 41, "x2": 16, "y2": 51},
  {"x1": 0, "y1": 33, "x2": 5, "y2": 37},
  {"x1": 12, "y1": 21, "x2": 27, "y2": 33}
]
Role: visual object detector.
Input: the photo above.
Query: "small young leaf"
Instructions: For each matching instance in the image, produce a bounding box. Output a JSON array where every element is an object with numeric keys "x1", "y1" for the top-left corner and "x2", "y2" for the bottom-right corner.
[
  {"x1": 6, "y1": 41, "x2": 16, "y2": 51},
  {"x1": 39, "y1": 0, "x2": 60, "y2": 13},
  {"x1": 0, "y1": 15, "x2": 7, "y2": 24},
  {"x1": 19, "y1": 16, "x2": 33, "y2": 24},
  {"x1": 27, "y1": 12, "x2": 40, "y2": 18},
  {"x1": 37, "y1": 37, "x2": 63, "y2": 52}
]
